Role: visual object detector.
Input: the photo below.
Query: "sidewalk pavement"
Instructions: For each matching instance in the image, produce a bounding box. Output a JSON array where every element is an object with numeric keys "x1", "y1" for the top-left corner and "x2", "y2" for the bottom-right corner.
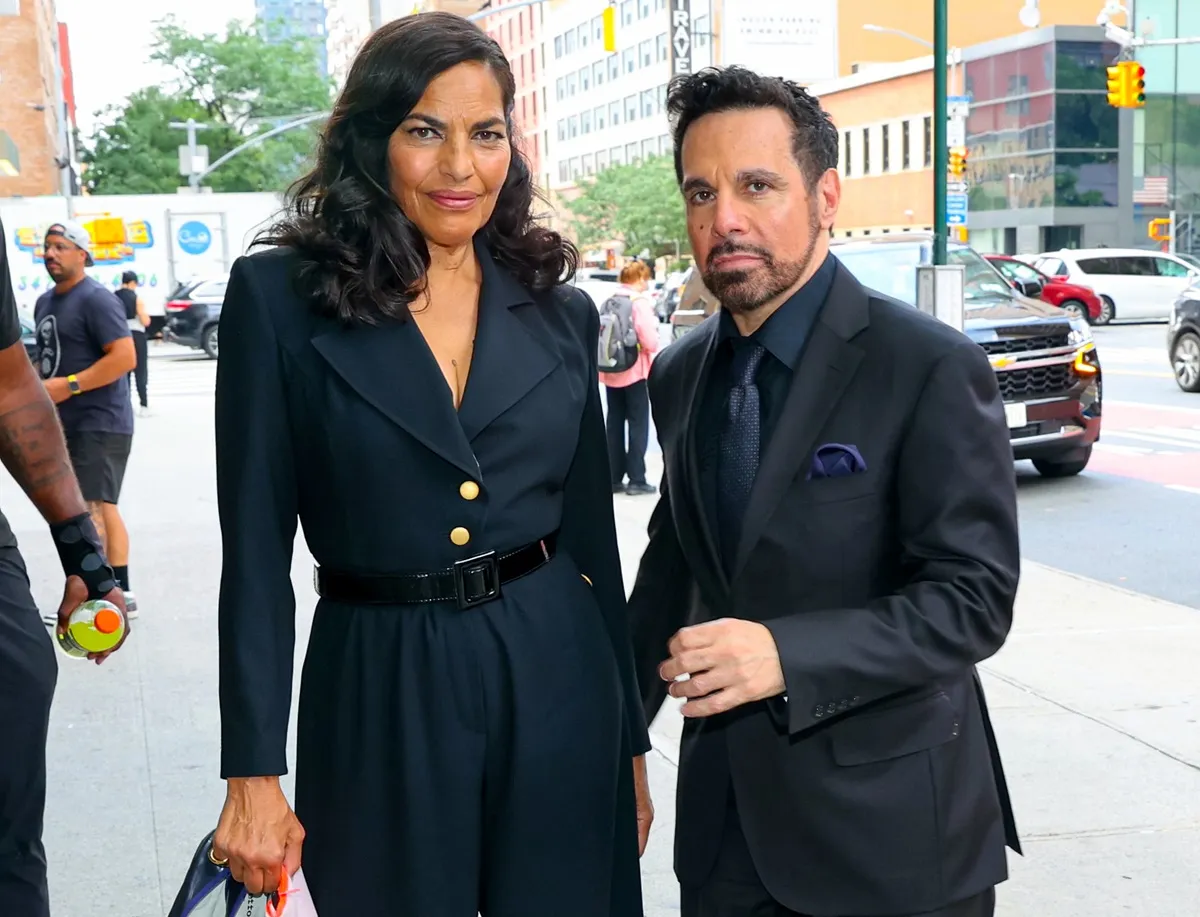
[
  {"x1": 618, "y1": 454, "x2": 1200, "y2": 917},
  {"x1": 6, "y1": 404, "x2": 1198, "y2": 916}
]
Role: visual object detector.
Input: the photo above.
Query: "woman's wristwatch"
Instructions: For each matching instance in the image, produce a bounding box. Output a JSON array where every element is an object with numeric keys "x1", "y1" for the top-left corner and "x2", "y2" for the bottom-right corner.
[{"x1": 66, "y1": 374, "x2": 82, "y2": 396}]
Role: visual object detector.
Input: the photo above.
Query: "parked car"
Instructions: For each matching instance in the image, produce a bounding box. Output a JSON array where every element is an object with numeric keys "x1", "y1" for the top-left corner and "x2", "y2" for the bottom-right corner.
[
  {"x1": 1031, "y1": 248, "x2": 1199, "y2": 324},
  {"x1": 671, "y1": 235, "x2": 1102, "y2": 477},
  {"x1": 984, "y1": 254, "x2": 1103, "y2": 322},
  {"x1": 1168, "y1": 278, "x2": 1200, "y2": 393},
  {"x1": 163, "y1": 275, "x2": 228, "y2": 359},
  {"x1": 19, "y1": 316, "x2": 37, "y2": 363}
]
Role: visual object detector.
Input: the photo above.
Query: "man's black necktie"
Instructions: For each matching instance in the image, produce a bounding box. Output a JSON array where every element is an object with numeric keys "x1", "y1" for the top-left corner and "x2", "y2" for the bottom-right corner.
[{"x1": 717, "y1": 341, "x2": 766, "y2": 573}]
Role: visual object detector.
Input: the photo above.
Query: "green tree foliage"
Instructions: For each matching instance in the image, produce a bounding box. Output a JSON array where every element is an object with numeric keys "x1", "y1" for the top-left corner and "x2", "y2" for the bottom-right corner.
[
  {"x1": 81, "y1": 16, "x2": 333, "y2": 195},
  {"x1": 564, "y1": 155, "x2": 689, "y2": 258}
]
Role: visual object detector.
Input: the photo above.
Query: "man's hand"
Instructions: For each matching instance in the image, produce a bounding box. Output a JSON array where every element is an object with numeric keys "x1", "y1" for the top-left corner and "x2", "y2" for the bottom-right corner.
[
  {"x1": 54, "y1": 574, "x2": 129, "y2": 666},
  {"x1": 660, "y1": 618, "x2": 786, "y2": 717},
  {"x1": 633, "y1": 754, "x2": 653, "y2": 856},
  {"x1": 44, "y1": 377, "x2": 71, "y2": 404}
]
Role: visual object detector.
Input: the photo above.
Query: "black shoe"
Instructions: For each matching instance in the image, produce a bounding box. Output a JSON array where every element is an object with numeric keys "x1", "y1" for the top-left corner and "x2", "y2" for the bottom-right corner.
[
  {"x1": 613, "y1": 483, "x2": 627, "y2": 494},
  {"x1": 626, "y1": 482, "x2": 657, "y2": 496}
]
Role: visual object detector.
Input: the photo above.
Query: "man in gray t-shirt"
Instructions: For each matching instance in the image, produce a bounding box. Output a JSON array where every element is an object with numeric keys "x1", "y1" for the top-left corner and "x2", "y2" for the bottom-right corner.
[{"x1": 34, "y1": 221, "x2": 139, "y2": 620}]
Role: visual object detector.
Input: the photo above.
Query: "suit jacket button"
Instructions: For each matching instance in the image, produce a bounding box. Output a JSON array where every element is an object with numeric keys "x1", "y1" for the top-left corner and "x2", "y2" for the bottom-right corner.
[
  {"x1": 450, "y1": 527, "x2": 471, "y2": 546},
  {"x1": 459, "y1": 481, "x2": 481, "y2": 501}
]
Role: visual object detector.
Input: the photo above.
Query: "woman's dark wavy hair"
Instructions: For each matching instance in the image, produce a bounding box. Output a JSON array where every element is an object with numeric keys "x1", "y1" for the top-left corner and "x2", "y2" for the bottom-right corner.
[{"x1": 257, "y1": 11, "x2": 577, "y2": 325}]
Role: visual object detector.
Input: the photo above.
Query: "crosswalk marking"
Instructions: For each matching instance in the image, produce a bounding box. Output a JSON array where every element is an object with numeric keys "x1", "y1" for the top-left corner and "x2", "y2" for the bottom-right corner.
[{"x1": 141, "y1": 355, "x2": 216, "y2": 399}]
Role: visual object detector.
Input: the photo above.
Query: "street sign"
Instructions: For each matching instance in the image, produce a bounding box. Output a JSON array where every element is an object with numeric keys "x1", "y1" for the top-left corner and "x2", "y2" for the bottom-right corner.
[
  {"x1": 947, "y1": 119, "x2": 966, "y2": 148},
  {"x1": 946, "y1": 192, "x2": 969, "y2": 226},
  {"x1": 946, "y1": 180, "x2": 969, "y2": 194}
]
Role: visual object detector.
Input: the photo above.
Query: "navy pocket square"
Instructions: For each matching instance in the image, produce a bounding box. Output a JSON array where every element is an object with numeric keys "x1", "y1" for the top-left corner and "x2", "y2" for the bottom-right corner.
[{"x1": 807, "y1": 443, "x2": 867, "y2": 480}]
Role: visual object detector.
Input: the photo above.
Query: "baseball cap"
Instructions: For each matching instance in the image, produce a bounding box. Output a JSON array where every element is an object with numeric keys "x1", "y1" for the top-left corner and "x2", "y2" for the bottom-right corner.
[{"x1": 45, "y1": 220, "x2": 94, "y2": 267}]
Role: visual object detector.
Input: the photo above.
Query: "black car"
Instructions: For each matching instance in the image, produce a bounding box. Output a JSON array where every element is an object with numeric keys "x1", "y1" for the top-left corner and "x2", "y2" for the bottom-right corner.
[
  {"x1": 19, "y1": 316, "x2": 37, "y2": 363},
  {"x1": 1169, "y1": 279, "x2": 1200, "y2": 393},
  {"x1": 831, "y1": 234, "x2": 1102, "y2": 478},
  {"x1": 163, "y1": 276, "x2": 228, "y2": 359}
]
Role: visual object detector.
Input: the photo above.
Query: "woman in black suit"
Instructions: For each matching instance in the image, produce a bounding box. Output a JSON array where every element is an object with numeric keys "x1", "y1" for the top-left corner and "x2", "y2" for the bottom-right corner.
[{"x1": 209, "y1": 12, "x2": 652, "y2": 915}]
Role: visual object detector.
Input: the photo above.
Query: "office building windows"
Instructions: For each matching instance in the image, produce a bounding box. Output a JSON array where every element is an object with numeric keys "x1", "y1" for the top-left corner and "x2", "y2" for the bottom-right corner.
[
  {"x1": 639, "y1": 0, "x2": 651, "y2": 18},
  {"x1": 608, "y1": 54, "x2": 620, "y2": 80},
  {"x1": 597, "y1": 149, "x2": 610, "y2": 170},
  {"x1": 923, "y1": 116, "x2": 932, "y2": 166},
  {"x1": 621, "y1": 0, "x2": 634, "y2": 25},
  {"x1": 581, "y1": 109, "x2": 593, "y2": 134},
  {"x1": 568, "y1": 115, "x2": 579, "y2": 138},
  {"x1": 862, "y1": 127, "x2": 871, "y2": 173},
  {"x1": 639, "y1": 39, "x2": 652, "y2": 68},
  {"x1": 656, "y1": 33, "x2": 668, "y2": 62},
  {"x1": 902, "y1": 121, "x2": 911, "y2": 169},
  {"x1": 580, "y1": 66, "x2": 590, "y2": 91},
  {"x1": 842, "y1": 131, "x2": 851, "y2": 175},
  {"x1": 625, "y1": 94, "x2": 638, "y2": 122},
  {"x1": 622, "y1": 48, "x2": 636, "y2": 73},
  {"x1": 641, "y1": 89, "x2": 655, "y2": 118},
  {"x1": 609, "y1": 100, "x2": 622, "y2": 126},
  {"x1": 593, "y1": 61, "x2": 605, "y2": 86},
  {"x1": 627, "y1": 141, "x2": 640, "y2": 162},
  {"x1": 642, "y1": 138, "x2": 657, "y2": 159},
  {"x1": 595, "y1": 105, "x2": 607, "y2": 130},
  {"x1": 882, "y1": 124, "x2": 890, "y2": 171},
  {"x1": 583, "y1": 153, "x2": 595, "y2": 175}
]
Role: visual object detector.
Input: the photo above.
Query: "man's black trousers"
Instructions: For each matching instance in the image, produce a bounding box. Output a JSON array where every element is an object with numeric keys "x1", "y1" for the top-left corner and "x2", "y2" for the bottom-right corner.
[{"x1": 0, "y1": 547, "x2": 56, "y2": 917}]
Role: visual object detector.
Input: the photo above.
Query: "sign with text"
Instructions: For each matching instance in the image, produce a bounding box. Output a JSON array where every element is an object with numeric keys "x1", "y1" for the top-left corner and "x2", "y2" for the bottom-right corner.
[
  {"x1": 720, "y1": 0, "x2": 838, "y2": 85},
  {"x1": 669, "y1": 0, "x2": 692, "y2": 76}
]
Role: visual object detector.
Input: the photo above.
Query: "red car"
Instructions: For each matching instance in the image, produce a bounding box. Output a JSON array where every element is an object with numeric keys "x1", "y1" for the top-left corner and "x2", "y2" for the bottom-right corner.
[{"x1": 984, "y1": 254, "x2": 1103, "y2": 322}]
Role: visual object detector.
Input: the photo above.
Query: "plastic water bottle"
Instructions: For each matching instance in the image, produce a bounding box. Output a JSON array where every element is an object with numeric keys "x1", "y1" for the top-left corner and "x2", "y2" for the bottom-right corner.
[{"x1": 56, "y1": 600, "x2": 125, "y2": 658}]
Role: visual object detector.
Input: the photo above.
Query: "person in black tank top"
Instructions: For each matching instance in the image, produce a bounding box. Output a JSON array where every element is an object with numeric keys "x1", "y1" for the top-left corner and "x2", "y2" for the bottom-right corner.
[{"x1": 118, "y1": 271, "x2": 149, "y2": 413}]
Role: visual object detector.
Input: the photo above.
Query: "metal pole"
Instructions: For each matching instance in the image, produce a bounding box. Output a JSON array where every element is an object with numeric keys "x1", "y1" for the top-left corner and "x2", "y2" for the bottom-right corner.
[
  {"x1": 196, "y1": 112, "x2": 330, "y2": 184},
  {"x1": 1169, "y1": 209, "x2": 1177, "y2": 255},
  {"x1": 369, "y1": 0, "x2": 382, "y2": 30},
  {"x1": 932, "y1": 0, "x2": 948, "y2": 264}
]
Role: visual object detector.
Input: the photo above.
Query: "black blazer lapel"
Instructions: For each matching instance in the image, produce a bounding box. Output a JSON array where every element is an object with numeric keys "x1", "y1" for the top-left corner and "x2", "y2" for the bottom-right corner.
[
  {"x1": 671, "y1": 317, "x2": 730, "y2": 601},
  {"x1": 457, "y1": 240, "x2": 561, "y2": 442},
  {"x1": 311, "y1": 317, "x2": 481, "y2": 478},
  {"x1": 733, "y1": 265, "x2": 870, "y2": 577}
]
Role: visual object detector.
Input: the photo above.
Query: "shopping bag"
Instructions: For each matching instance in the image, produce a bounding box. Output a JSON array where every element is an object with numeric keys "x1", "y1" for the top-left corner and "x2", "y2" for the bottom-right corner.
[{"x1": 167, "y1": 830, "x2": 319, "y2": 917}]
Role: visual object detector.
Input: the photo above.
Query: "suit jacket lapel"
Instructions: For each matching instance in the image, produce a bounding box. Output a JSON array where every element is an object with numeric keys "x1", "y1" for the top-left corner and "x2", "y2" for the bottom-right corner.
[
  {"x1": 311, "y1": 316, "x2": 480, "y2": 478},
  {"x1": 457, "y1": 239, "x2": 561, "y2": 442},
  {"x1": 672, "y1": 316, "x2": 730, "y2": 600},
  {"x1": 733, "y1": 265, "x2": 870, "y2": 577}
]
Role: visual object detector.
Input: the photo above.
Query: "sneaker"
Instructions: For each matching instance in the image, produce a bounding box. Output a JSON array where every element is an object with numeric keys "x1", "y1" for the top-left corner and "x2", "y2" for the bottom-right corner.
[
  {"x1": 42, "y1": 610, "x2": 58, "y2": 628},
  {"x1": 123, "y1": 591, "x2": 139, "y2": 620},
  {"x1": 612, "y1": 483, "x2": 627, "y2": 495},
  {"x1": 626, "y1": 482, "x2": 657, "y2": 496},
  {"x1": 137, "y1": 406, "x2": 152, "y2": 418}
]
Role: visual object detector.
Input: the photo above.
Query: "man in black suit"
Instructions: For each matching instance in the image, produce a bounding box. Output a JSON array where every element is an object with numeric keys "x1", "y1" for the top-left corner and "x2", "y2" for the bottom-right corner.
[{"x1": 629, "y1": 67, "x2": 1021, "y2": 917}]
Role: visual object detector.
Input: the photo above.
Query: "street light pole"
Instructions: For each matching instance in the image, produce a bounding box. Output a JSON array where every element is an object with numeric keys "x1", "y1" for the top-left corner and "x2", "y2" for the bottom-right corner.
[{"x1": 933, "y1": 0, "x2": 949, "y2": 265}]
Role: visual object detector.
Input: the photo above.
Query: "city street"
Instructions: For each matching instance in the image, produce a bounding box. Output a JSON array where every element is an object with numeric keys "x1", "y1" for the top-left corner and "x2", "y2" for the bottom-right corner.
[{"x1": 2, "y1": 328, "x2": 1198, "y2": 916}]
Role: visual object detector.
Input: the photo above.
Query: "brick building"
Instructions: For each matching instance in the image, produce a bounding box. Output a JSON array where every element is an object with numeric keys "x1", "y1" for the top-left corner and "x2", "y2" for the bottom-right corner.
[
  {"x1": 0, "y1": 0, "x2": 67, "y2": 197},
  {"x1": 478, "y1": 0, "x2": 550, "y2": 193}
]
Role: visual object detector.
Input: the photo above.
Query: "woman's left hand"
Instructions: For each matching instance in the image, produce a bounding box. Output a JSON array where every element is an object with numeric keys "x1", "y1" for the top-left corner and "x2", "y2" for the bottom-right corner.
[{"x1": 633, "y1": 754, "x2": 654, "y2": 856}]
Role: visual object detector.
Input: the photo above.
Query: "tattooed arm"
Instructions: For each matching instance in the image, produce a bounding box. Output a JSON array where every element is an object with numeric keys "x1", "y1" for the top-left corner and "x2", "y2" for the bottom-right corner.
[{"x1": 0, "y1": 342, "x2": 89, "y2": 524}]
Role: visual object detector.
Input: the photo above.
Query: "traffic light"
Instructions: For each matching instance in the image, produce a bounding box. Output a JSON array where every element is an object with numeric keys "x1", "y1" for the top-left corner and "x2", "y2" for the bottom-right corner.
[
  {"x1": 1107, "y1": 60, "x2": 1147, "y2": 108},
  {"x1": 1106, "y1": 64, "x2": 1124, "y2": 107},
  {"x1": 948, "y1": 146, "x2": 968, "y2": 179},
  {"x1": 602, "y1": 4, "x2": 616, "y2": 53},
  {"x1": 1125, "y1": 61, "x2": 1146, "y2": 107}
]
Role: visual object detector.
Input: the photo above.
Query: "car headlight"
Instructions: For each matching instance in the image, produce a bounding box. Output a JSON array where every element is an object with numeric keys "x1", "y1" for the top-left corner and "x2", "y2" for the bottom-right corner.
[{"x1": 1068, "y1": 317, "x2": 1093, "y2": 347}]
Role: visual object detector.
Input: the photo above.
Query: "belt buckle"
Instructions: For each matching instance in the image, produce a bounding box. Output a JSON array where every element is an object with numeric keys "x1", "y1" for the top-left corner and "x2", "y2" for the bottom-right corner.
[{"x1": 453, "y1": 551, "x2": 500, "y2": 610}]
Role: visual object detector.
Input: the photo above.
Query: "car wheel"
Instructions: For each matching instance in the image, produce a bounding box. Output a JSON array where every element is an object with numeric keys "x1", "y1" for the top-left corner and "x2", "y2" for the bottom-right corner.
[
  {"x1": 1032, "y1": 446, "x2": 1092, "y2": 478},
  {"x1": 1172, "y1": 331, "x2": 1200, "y2": 393},
  {"x1": 201, "y1": 324, "x2": 219, "y2": 360},
  {"x1": 1093, "y1": 296, "x2": 1115, "y2": 325},
  {"x1": 1059, "y1": 299, "x2": 1087, "y2": 321}
]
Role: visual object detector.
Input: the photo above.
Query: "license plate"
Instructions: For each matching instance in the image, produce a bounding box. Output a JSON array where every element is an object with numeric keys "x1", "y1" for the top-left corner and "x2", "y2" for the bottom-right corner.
[{"x1": 1004, "y1": 402, "x2": 1028, "y2": 428}]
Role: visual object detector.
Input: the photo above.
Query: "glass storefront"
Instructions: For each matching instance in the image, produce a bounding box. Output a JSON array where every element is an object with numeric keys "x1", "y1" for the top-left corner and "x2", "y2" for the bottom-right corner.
[{"x1": 964, "y1": 38, "x2": 1121, "y2": 215}]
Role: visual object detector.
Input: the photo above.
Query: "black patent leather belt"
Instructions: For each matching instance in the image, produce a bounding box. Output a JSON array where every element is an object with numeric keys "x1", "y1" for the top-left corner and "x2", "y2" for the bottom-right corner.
[{"x1": 313, "y1": 531, "x2": 558, "y2": 610}]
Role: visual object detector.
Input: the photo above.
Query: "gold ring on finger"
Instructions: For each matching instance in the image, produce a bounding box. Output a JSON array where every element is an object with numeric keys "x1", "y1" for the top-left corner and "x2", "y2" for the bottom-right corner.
[{"x1": 208, "y1": 847, "x2": 230, "y2": 867}]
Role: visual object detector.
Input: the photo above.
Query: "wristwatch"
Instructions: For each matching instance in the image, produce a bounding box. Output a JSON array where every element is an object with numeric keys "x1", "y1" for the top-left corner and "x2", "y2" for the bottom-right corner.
[{"x1": 66, "y1": 374, "x2": 81, "y2": 396}]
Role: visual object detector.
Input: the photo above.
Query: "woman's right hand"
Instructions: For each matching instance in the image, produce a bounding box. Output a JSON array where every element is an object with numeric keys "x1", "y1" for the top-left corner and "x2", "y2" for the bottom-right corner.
[{"x1": 211, "y1": 776, "x2": 305, "y2": 896}]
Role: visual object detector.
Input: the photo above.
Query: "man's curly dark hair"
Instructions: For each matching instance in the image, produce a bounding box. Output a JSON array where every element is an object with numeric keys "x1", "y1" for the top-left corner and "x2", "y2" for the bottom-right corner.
[
  {"x1": 257, "y1": 12, "x2": 577, "y2": 325},
  {"x1": 667, "y1": 66, "x2": 840, "y2": 189}
]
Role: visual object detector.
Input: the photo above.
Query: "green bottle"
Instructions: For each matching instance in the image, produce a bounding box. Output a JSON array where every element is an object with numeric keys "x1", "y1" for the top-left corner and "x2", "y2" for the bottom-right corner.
[{"x1": 57, "y1": 600, "x2": 125, "y2": 658}]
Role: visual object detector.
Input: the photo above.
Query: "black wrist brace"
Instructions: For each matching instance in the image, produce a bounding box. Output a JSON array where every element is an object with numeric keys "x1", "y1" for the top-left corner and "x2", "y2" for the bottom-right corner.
[{"x1": 49, "y1": 513, "x2": 119, "y2": 600}]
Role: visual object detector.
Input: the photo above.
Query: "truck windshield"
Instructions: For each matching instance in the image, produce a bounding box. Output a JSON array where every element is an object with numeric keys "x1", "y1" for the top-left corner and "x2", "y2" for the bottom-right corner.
[{"x1": 834, "y1": 243, "x2": 1013, "y2": 305}]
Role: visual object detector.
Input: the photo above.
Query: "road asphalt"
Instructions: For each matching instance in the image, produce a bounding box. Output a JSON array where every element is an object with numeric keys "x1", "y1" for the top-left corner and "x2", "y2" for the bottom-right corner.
[{"x1": 0, "y1": 353, "x2": 1196, "y2": 917}]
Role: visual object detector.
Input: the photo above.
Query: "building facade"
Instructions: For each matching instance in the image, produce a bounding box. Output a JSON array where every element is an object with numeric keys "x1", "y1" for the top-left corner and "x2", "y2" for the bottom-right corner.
[
  {"x1": 1130, "y1": 0, "x2": 1200, "y2": 255},
  {"x1": 257, "y1": 0, "x2": 331, "y2": 78},
  {"x1": 812, "y1": 24, "x2": 1184, "y2": 256},
  {"x1": 0, "y1": 0, "x2": 68, "y2": 197},
  {"x1": 545, "y1": 0, "x2": 718, "y2": 190},
  {"x1": 479, "y1": 0, "x2": 551, "y2": 193}
]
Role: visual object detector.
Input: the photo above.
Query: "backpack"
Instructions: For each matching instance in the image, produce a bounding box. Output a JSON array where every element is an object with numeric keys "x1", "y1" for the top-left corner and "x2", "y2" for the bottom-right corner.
[{"x1": 597, "y1": 293, "x2": 640, "y2": 373}]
